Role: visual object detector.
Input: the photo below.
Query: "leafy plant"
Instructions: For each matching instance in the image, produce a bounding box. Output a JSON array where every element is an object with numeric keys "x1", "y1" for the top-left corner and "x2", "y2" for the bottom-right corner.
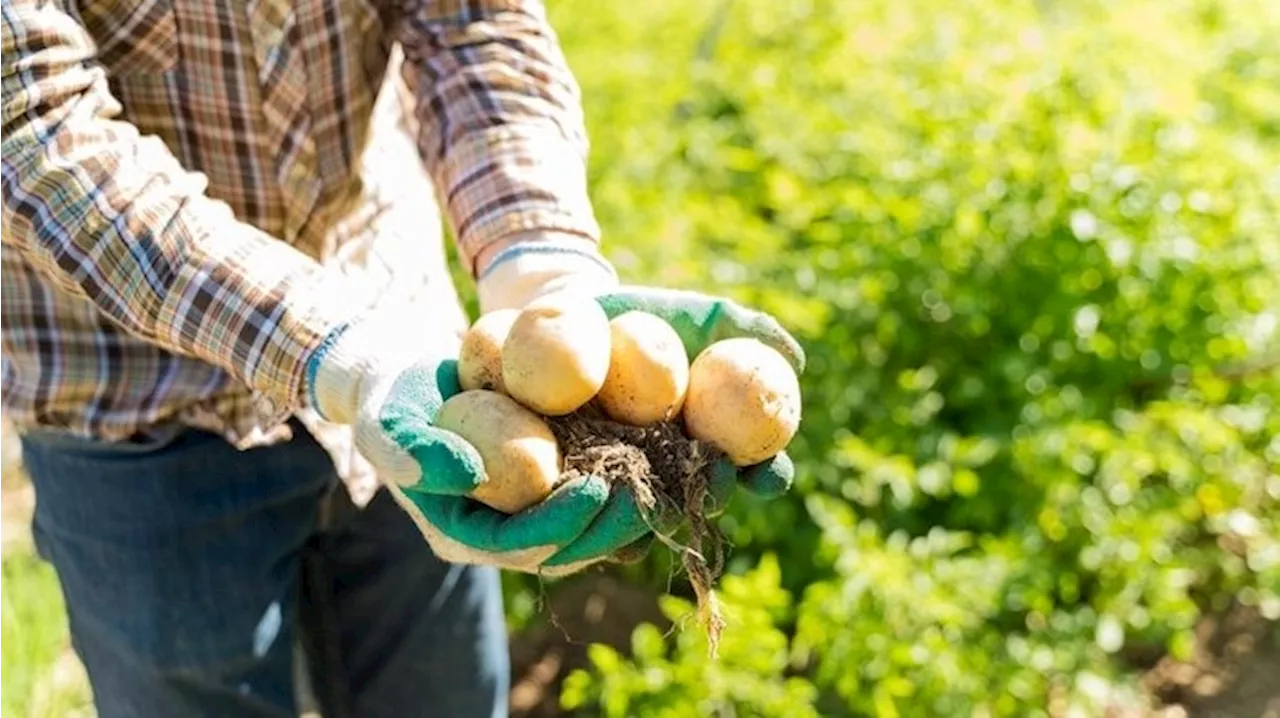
[
  {"x1": 535, "y1": 0, "x2": 1280, "y2": 714},
  {"x1": 561, "y1": 554, "x2": 823, "y2": 718}
]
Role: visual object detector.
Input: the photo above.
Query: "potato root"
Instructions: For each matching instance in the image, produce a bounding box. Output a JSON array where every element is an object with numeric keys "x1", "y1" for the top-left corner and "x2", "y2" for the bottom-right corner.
[
  {"x1": 597, "y1": 311, "x2": 690, "y2": 426},
  {"x1": 435, "y1": 389, "x2": 562, "y2": 513},
  {"x1": 502, "y1": 295, "x2": 612, "y2": 416},
  {"x1": 682, "y1": 338, "x2": 802, "y2": 466},
  {"x1": 458, "y1": 309, "x2": 519, "y2": 393}
]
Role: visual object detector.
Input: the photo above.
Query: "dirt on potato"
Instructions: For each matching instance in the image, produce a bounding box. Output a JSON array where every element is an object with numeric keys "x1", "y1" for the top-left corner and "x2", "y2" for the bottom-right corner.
[{"x1": 546, "y1": 404, "x2": 728, "y2": 656}]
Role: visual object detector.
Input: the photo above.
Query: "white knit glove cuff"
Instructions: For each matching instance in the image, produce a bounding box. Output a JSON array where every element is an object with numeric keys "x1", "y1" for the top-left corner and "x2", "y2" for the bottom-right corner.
[
  {"x1": 306, "y1": 298, "x2": 448, "y2": 426},
  {"x1": 475, "y1": 237, "x2": 620, "y2": 314}
]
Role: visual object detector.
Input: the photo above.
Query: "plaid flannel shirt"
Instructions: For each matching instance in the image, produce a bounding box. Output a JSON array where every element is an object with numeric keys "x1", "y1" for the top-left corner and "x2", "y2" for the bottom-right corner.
[{"x1": 1, "y1": 0, "x2": 601, "y2": 499}]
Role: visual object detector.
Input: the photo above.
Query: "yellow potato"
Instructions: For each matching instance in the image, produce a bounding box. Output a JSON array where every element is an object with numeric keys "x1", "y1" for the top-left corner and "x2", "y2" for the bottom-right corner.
[
  {"x1": 597, "y1": 311, "x2": 690, "y2": 426},
  {"x1": 458, "y1": 309, "x2": 519, "y2": 393},
  {"x1": 683, "y1": 338, "x2": 802, "y2": 466},
  {"x1": 502, "y1": 294, "x2": 612, "y2": 416},
  {"x1": 435, "y1": 390, "x2": 562, "y2": 514}
]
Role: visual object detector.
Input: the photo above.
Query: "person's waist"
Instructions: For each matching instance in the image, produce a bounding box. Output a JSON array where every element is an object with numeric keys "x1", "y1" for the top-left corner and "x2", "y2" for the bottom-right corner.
[
  {"x1": 16, "y1": 418, "x2": 191, "y2": 455},
  {"x1": 2, "y1": 345, "x2": 259, "y2": 441}
]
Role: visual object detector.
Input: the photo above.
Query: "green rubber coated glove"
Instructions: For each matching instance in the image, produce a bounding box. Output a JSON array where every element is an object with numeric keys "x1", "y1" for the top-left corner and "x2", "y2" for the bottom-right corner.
[
  {"x1": 598, "y1": 286, "x2": 806, "y2": 496},
  {"x1": 538, "y1": 287, "x2": 807, "y2": 571},
  {"x1": 305, "y1": 308, "x2": 644, "y2": 576},
  {"x1": 473, "y1": 239, "x2": 808, "y2": 572}
]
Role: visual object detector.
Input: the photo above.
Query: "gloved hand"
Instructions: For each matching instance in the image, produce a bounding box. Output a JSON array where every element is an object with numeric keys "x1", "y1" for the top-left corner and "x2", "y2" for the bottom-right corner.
[
  {"x1": 597, "y1": 286, "x2": 805, "y2": 493},
  {"x1": 475, "y1": 236, "x2": 807, "y2": 573},
  {"x1": 304, "y1": 307, "x2": 645, "y2": 575},
  {"x1": 533, "y1": 288, "x2": 806, "y2": 572}
]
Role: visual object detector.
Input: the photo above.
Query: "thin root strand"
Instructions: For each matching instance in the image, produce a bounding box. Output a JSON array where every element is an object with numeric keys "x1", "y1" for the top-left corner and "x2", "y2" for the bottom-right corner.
[{"x1": 548, "y1": 404, "x2": 728, "y2": 658}]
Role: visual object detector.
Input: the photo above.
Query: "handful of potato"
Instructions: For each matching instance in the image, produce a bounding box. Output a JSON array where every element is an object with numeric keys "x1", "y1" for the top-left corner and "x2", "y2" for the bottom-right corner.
[{"x1": 444, "y1": 294, "x2": 803, "y2": 514}]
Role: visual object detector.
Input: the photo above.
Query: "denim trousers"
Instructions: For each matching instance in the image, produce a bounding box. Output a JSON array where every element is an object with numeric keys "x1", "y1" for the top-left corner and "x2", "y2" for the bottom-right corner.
[{"x1": 20, "y1": 419, "x2": 510, "y2": 718}]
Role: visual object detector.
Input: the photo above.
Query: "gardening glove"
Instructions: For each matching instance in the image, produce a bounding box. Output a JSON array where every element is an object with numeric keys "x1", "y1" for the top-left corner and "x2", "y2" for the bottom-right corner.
[
  {"x1": 476, "y1": 236, "x2": 807, "y2": 572},
  {"x1": 593, "y1": 287, "x2": 805, "y2": 497},
  {"x1": 304, "y1": 303, "x2": 648, "y2": 576}
]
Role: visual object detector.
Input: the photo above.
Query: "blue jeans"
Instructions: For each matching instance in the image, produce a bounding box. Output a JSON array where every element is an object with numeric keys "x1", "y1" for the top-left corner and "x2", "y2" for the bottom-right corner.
[{"x1": 20, "y1": 420, "x2": 509, "y2": 718}]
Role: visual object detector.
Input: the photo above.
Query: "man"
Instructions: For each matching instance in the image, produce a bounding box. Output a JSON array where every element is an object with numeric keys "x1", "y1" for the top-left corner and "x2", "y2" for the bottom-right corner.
[{"x1": 0, "y1": 1, "x2": 804, "y2": 716}]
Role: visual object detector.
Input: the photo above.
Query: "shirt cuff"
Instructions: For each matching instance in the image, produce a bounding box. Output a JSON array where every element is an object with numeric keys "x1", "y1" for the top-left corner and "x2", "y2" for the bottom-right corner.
[{"x1": 438, "y1": 126, "x2": 601, "y2": 273}]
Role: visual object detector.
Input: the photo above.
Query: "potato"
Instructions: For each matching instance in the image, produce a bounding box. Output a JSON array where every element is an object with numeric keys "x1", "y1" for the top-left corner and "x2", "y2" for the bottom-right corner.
[
  {"x1": 502, "y1": 294, "x2": 612, "y2": 416},
  {"x1": 435, "y1": 390, "x2": 562, "y2": 514},
  {"x1": 597, "y1": 311, "x2": 690, "y2": 426},
  {"x1": 683, "y1": 338, "x2": 802, "y2": 466},
  {"x1": 458, "y1": 309, "x2": 519, "y2": 393}
]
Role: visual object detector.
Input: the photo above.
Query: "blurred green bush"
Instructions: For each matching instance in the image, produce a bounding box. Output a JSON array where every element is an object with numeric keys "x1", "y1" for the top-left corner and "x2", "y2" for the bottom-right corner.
[{"x1": 533, "y1": 0, "x2": 1280, "y2": 714}]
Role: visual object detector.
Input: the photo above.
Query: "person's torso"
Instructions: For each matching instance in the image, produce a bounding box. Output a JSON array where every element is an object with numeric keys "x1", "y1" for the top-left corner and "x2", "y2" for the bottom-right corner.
[{"x1": 1, "y1": 0, "x2": 468, "y2": 444}]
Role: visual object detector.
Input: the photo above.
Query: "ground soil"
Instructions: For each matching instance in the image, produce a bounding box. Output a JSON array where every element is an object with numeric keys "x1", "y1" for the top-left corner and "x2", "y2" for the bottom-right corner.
[{"x1": 1140, "y1": 604, "x2": 1280, "y2": 718}]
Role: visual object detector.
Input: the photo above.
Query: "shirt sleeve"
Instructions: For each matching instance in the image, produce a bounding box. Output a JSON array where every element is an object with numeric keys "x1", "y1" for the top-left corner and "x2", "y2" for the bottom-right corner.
[
  {"x1": 0, "y1": 1, "x2": 369, "y2": 411},
  {"x1": 388, "y1": 0, "x2": 602, "y2": 275}
]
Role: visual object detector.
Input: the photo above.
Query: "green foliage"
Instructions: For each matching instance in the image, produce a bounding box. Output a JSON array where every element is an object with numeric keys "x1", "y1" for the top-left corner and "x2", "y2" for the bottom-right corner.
[
  {"x1": 2, "y1": 551, "x2": 91, "y2": 717},
  {"x1": 538, "y1": 0, "x2": 1280, "y2": 714},
  {"x1": 561, "y1": 555, "x2": 822, "y2": 717}
]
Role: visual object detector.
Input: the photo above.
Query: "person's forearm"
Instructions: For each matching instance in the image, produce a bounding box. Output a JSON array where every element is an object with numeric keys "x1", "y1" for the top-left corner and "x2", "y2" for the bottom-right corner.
[
  {"x1": 1, "y1": 1, "x2": 369, "y2": 409},
  {"x1": 389, "y1": 0, "x2": 601, "y2": 275}
]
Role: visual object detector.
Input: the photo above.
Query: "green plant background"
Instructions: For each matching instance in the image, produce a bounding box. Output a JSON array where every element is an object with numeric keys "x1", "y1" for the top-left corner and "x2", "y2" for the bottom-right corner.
[{"x1": 534, "y1": 0, "x2": 1280, "y2": 714}]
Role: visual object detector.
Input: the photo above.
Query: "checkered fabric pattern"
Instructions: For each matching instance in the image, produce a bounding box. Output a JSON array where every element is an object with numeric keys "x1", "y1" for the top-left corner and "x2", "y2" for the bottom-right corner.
[{"x1": 1, "y1": 0, "x2": 600, "y2": 481}]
